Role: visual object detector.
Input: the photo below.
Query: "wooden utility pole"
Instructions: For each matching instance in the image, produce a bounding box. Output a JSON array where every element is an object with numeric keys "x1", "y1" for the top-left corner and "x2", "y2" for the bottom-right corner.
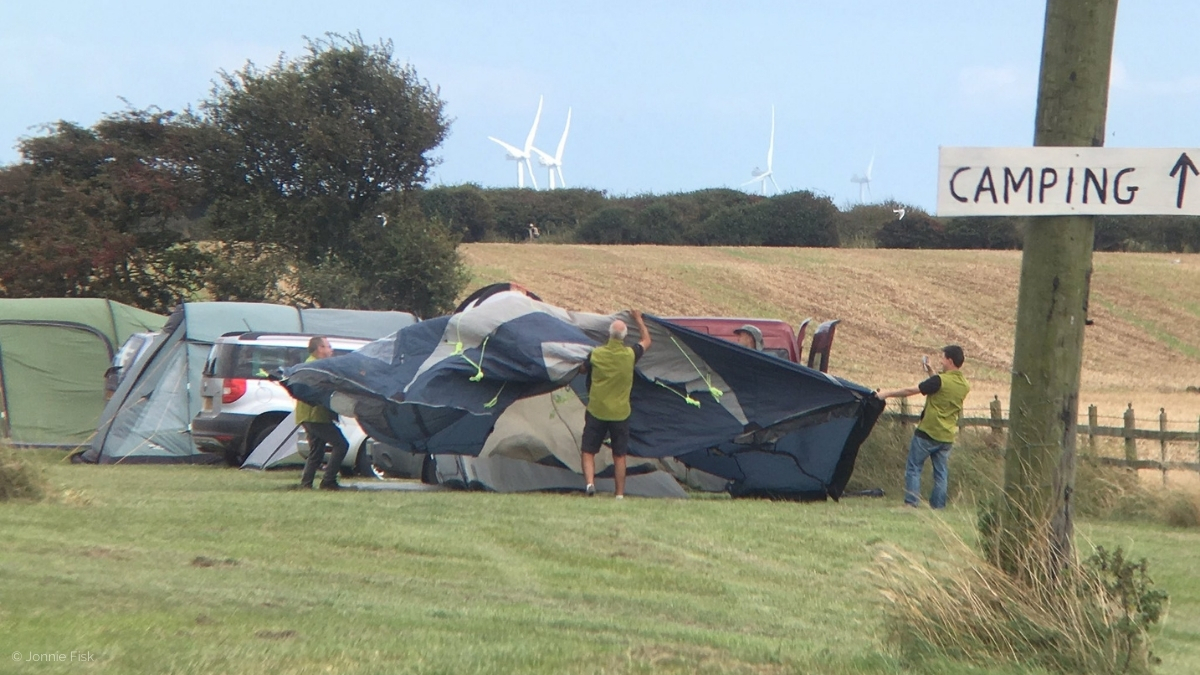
[{"x1": 997, "y1": 0, "x2": 1119, "y2": 576}]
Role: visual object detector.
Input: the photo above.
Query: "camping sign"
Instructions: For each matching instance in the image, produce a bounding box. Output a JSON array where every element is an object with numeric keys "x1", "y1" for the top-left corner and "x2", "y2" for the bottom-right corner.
[{"x1": 937, "y1": 146, "x2": 1200, "y2": 217}]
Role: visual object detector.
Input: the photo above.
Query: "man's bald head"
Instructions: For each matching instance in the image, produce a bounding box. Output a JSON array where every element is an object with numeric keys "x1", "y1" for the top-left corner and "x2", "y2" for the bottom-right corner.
[{"x1": 609, "y1": 320, "x2": 628, "y2": 341}]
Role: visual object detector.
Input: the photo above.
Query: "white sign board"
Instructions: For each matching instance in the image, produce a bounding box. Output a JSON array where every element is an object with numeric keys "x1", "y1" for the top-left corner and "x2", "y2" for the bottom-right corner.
[{"x1": 937, "y1": 147, "x2": 1200, "y2": 217}]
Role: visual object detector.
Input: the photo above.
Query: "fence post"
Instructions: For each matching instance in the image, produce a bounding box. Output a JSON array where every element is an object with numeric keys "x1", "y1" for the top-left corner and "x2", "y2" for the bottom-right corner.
[
  {"x1": 990, "y1": 395, "x2": 1003, "y2": 443},
  {"x1": 1159, "y1": 408, "x2": 1169, "y2": 487},
  {"x1": 1124, "y1": 403, "x2": 1137, "y2": 463},
  {"x1": 899, "y1": 397, "x2": 910, "y2": 424},
  {"x1": 1087, "y1": 404, "x2": 1098, "y2": 455}
]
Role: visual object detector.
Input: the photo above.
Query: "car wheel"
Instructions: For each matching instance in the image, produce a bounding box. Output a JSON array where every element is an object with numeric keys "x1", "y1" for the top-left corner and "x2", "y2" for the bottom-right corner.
[
  {"x1": 353, "y1": 441, "x2": 386, "y2": 480},
  {"x1": 241, "y1": 421, "x2": 281, "y2": 467}
]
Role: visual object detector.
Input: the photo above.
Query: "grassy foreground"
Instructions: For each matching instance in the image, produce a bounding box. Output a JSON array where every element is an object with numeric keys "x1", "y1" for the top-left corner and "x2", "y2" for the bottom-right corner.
[{"x1": 2, "y1": 453, "x2": 1198, "y2": 675}]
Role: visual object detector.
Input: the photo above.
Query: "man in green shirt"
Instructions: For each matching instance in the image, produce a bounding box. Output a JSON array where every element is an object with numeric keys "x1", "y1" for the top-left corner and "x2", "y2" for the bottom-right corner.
[
  {"x1": 296, "y1": 336, "x2": 350, "y2": 491},
  {"x1": 876, "y1": 345, "x2": 970, "y2": 509},
  {"x1": 580, "y1": 310, "x2": 652, "y2": 499}
]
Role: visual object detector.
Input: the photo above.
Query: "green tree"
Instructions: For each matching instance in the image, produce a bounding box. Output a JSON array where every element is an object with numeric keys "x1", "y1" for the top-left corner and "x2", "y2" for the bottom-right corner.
[
  {"x1": 576, "y1": 207, "x2": 635, "y2": 244},
  {"x1": 695, "y1": 191, "x2": 838, "y2": 246},
  {"x1": 419, "y1": 185, "x2": 497, "y2": 242},
  {"x1": 838, "y1": 200, "x2": 926, "y2": 247},
  {"x1": 749, "y1": 191, "x2": 840, "y2": 246},
  {"x1": 485, "y1": 188, "x2": 607, "y2": 241},
  {"x1": 0, "y1": 111, "x2": 210, "y2": 312},
  {"x1": 694, "y1": 203, "x2": 756, "y2": 245},
  {"x1": 201, "y1": 33, "x2": 449, "y2": 264},
  {"x1": 875, "y1": 213, "x2": 948, "y2": 249},
  {"x1": 944, "y1": 216, "x2": 1023, "y2": 249},
  {"x1": 293, "y1": 201, "x2": 469, "y2": 316},
  {"x1": 662, "y1": 189, "x2": 758, "y2": 244},
  {"x1": 628, "y1": 201, "x2": 684, "y2": 244},
  {"x1": 197, "y1": 33, "x2": 465, "y2": 313}
]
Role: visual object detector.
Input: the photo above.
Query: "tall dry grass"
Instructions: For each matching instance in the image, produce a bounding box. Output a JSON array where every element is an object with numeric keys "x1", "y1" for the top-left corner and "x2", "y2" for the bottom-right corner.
[
  {"x1": 0, "y1": 444, "x2": 49, "y2": 502},
  {"x1": 875, "y1": 526, "x2": 1167, "y2": 674}
]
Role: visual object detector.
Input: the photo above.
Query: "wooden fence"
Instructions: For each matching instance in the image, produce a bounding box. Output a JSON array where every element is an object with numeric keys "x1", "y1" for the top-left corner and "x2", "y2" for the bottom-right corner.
[{"x1": 884, "y1": 396, "x2": 1200, "y2": 485}]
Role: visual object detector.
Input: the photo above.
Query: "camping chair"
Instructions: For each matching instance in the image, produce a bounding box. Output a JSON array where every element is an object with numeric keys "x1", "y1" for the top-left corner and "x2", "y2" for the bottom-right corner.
[
  {"x1": 795, "y1": 318, "x2": 812, "y2": 365},
  {"x1": 806, "y1": 319, "x2": 840, "y2": 373}
]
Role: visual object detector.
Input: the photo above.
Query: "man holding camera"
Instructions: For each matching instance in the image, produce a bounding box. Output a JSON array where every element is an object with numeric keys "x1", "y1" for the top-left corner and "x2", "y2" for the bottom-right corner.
[{"x1": 875, "y1": 345, "x2": 970, "y2": 509}]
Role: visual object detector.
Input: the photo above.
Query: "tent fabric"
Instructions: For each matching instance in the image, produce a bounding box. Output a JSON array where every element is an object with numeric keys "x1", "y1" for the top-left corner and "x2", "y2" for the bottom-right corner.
[
  {"x1": 241, "y1": 411, "x2": 304, "y2": 470},
  {"x1": 80, "y1": 302, "x2": 418, "y2": 464},
  {"x1": 284, "y1": 293, "x2": 884, "y2": 500},
  {"x1": 0, "y1": 298, "x2": 165, "y2": 446},
  {"x1": 429, "y1": 454, "x2": 687, "y2": 497},
  {"x1": 242, "y1": 387, "x2": 682, "y2": 494}
]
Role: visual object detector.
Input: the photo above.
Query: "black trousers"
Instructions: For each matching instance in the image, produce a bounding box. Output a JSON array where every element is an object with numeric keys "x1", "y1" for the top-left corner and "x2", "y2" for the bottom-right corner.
[{"x1": 300, "y1": 422, "x2": 350, "y2": 487}]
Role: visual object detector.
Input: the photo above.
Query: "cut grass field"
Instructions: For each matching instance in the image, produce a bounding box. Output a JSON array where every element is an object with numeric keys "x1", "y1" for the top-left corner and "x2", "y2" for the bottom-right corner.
[
  {"x1": 460, "y1": 245, "x2": 1200, "y2": 425},
  {"x1": 2, "y1": 453, "x2": 1198, "y2": 675}
]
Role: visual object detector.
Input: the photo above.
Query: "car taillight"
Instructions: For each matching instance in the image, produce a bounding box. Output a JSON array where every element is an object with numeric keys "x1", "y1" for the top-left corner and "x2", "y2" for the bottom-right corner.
[{"x1": 222, "y1": 378, "x2": 247, "y2": 404}]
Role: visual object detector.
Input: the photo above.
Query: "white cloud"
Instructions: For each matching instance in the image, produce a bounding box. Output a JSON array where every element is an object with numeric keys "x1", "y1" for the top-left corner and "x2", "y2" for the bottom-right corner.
[{"x1": 1109, "y1": 56, "x2": 1200, "y2": 97}]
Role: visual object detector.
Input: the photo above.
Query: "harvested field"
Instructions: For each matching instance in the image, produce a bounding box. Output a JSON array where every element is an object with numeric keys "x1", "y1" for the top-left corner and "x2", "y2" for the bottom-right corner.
[{"x1": 461, "y1": 245, "x2": 1200, "y2": 424}]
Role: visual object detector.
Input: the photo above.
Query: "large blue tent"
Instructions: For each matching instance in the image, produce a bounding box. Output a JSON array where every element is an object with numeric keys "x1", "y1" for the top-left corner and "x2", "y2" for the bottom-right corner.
[{"x1": 285, "y1": 291, "x2": 883, "y2": 499}]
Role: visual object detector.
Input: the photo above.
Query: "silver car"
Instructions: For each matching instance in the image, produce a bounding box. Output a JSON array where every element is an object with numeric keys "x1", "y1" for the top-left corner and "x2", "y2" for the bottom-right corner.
[{"x1": 193, "y1": 332, "x2": 370, "y2": 466}]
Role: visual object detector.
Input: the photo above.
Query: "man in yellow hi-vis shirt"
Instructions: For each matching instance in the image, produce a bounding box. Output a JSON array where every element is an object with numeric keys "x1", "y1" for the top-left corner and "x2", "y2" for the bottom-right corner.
[
  {"x1": 296, "y1": 336, "x2": 350, "y2": 491},
  {"x1": 579, "y1": 310, "x2": 652, "y2": 499},
  {"x1": 875, "y1": 345, "x2": 970, "y2": 509}
]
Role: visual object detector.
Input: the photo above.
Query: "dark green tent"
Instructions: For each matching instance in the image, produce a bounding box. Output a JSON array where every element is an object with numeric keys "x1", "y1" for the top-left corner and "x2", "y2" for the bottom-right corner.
[{"x1": 0, "y1": 298, "x2": 165, "y2": 447}]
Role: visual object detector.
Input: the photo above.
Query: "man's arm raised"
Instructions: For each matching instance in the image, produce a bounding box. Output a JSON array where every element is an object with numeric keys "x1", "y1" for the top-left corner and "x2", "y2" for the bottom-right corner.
[{"x1": 631, "y1": 309, "x2": 652, "y2": 352}]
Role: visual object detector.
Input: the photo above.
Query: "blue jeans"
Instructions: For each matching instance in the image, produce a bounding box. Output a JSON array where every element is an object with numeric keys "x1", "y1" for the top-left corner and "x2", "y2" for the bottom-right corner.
[{"x1": 905, "y1": 434, "x2": 952, "y2": 509}]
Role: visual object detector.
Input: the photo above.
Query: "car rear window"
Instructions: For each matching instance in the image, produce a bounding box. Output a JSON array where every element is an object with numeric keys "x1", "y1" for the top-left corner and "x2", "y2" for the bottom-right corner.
[{"x1": 209, "y1": 345, "x2": 311, "y2": 379}]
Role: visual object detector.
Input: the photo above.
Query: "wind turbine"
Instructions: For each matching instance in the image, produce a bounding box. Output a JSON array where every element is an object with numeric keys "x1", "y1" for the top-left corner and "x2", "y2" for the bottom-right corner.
[
  {"x1": 741, "y1": 106, "x2": 780, "y2": 195},
  {"x1": 488, "y1": 96, "x2": 543, "y2": 189},
  {"x1": 850, "y1": 154, "x2": 874, "y2": 202},
  {"x1": 531, "y1": 107, "x2": 571, "y2": 189}
]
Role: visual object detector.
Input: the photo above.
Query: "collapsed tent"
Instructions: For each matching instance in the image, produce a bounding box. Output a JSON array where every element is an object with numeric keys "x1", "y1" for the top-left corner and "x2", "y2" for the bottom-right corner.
[
  {"x1": 285, "y1": 292, "x2": 883, "y2": 499},
  {"x1": 79, "y1": 303, "x2": 417, "y2": 464},
  {"x1": 417, "y1": 389, "x2": 685, "y2": 497},
  {"x1": 0, "y1": 298, "x2": 165, "y2": 447},
  {"x1": 242, "y1": 393, "x2": 685, "y2": 498}
]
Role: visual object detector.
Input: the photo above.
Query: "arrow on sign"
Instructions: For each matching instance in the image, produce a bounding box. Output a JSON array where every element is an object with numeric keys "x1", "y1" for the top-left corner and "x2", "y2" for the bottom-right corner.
[{"x1": 1170, "y1": 152, "x2": 1199, "y2": 209}]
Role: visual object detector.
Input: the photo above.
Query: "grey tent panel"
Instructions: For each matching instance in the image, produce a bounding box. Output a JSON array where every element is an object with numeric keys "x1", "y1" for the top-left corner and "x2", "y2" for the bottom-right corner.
[
  {"x1": 241, "y1": 411, "x2": 303, "y2": 470},
  {"x1": 300, "y1": 309, "x2": 417, "y2": 340},
  {"x1": 183, "y1": 302, "x2": 302, "y2": 343}
]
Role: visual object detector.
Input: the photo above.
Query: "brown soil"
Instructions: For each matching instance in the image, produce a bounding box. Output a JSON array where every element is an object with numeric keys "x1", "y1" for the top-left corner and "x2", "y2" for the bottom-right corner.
[{"x1": 461, "y1": 244, "x2": 1200, "y2": 424}]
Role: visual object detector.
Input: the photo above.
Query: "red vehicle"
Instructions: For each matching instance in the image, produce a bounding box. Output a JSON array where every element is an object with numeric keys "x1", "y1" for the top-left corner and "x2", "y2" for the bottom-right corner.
[{"x1": 663, "y1": 316, "x2": 839, "y2": 372}]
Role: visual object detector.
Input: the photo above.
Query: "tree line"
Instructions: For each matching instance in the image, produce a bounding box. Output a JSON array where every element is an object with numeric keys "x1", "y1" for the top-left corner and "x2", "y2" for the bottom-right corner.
[{"x1": 421, "y1": 184, "x2": 1200, "y2": 252}]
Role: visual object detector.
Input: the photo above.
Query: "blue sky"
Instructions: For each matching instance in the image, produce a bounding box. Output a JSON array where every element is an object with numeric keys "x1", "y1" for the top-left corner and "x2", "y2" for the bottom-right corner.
[{"x1": 2, "y1": 1, "x2": 1198, "y2": 211}]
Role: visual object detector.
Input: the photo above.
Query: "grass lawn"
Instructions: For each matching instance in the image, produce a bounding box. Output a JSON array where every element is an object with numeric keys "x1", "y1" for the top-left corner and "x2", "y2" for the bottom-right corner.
[{"x1": 2, "y1": 453, "x2": 1197, "y2": 675}]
